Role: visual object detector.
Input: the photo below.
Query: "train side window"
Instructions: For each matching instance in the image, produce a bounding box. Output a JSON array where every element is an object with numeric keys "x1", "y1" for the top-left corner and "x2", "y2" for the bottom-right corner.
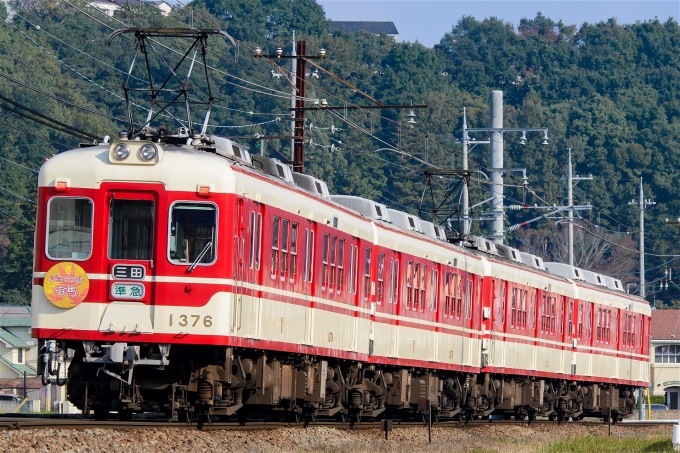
[
  {"x1": 47, "y1": 197, "x2": 93, "y2": 260},
  {"x1": 496, "y1": 282, "x2": 505, "y2": 324},
  {"x1": 330, "y1": 236, "x2": 337, "y2": 291},
  {"x1": 444, "y1": 272, "x2": 451, "y2": 316},
  {"x1": 363, "y1": 248, "x2": 372, "y2": 301},
  {"x1": 577, "y1": 304, "x2": 583, "y2": 339},
  {"x1": 614, "y1": 311, "x2": 618, "y2": 344},
  {"x1": 249, "y1": 212, "x2": 255, "y2": 268},
  {"x1": 322, "y1": 233, "x2": 330, "y2": 290},
  {"x1": 528, "y1": 291, "x2": 534, "y2": 329},
  {"x1": 337, "y1": 239, "x2": 344, "y2": 294},
  {"x1": 168, "y1": 202, "x2": 217, "y2": 266},
  {"x1": 541, "y1": 295, "x2": 547, "y2": 333},
  {"x1": 377, "y1": 253, "x2": 385, "y2": 304},
  {"x1": 586, "y1": 304, "x2": 592, "y2": 340},
  {"x1": 606, "y1": 310, "x2": 611, "y2": 343},
  {"x1": 109, "y1": 199, "x2": 154, "y2": 260},
  {"x1": 389, "y1": 259, "x2": 396, "y2": 304},
  {"x1": 568, "y1": 301, "x2": 573, "y2": 336},
  {"x1": 558, "y1": 298, "x2": 564, "y2": 335},
  {"x1": 406, "y1": 261, "x2": 413, "y2": 310},
  {"x1": 255, "y1": 214, "x2": 262, "y2": 270},
  {"x1": 289, "y1": 223, "x2": 298, "y2": 282},
  {"x1": 349, "y1": 244, "x2": 358, "y2": 295},
  {"x1": 456, "y1": 274, "x2": 462, "y2": 318},
  {"x1": 280, "y1": 219, "x2": 289, "y2": 280},
  {"x1": 522, "y1": 291, "x2": 528, "y2": 330},
  {"x1": 413, "y1": 263, "x2": 420, "y2": 311},
  {"x1": 420, "y1": 265, "x2": 427, "y2": 312},
  {"x1": 271, "y1": 217, "x2": 280, "y2": 278},
  {"x1": 465, "y1": 278, "x2": 472, "y2": 320},
  {"x1": 303, "y1": 229, "x2": 314, "y2": 283},
  {"x1": 391, "y1": 259, "x2": 399, "y2": 304},
  {"x1": 550, "y1": 297, "x2": 555, "y2": 334},
  {"x1": 510, "y1": 289, "x2": 516, "y2": 328},
  {"x1": 596, "y1": 308, "x2": 601, "y2": 342},
  {"x1": 430, "y1": 269, "x2": 438, "y2": 312}
]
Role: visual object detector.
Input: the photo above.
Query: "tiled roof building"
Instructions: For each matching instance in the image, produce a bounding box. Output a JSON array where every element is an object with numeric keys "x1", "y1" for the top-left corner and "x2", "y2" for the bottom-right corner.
[{"x1": 329, "y1": 21, "x2": 399, "y2": 41}]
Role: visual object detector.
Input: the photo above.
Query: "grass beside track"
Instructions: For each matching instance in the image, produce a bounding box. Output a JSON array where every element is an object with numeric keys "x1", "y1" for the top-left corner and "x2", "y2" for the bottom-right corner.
[{"x1": 538, "y1": 435, "x2": 673, "y2": 453}]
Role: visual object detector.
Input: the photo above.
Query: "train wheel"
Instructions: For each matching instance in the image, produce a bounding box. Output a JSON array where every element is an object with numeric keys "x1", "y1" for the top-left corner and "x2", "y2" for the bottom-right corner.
[
  {"x1": 93, "y1": 407, "x2": 109, "y2": 421},
  {"x1": 118, "y1": 410, "x2": 133, "y2": 422},
  {"x1": 504, "y1": 413, "x2": 512, "y2": 420}
]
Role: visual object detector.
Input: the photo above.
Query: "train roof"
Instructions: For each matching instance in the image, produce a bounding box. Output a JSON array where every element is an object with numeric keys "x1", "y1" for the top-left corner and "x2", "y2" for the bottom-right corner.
[{"x1": 41, "y1": 138, "x2": 646, "y2": 310}]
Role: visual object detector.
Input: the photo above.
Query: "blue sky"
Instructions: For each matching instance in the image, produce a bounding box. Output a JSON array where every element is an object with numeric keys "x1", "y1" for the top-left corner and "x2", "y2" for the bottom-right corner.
[{"x1": 318, "y1": 0, "x2": 679, "y2": 47}]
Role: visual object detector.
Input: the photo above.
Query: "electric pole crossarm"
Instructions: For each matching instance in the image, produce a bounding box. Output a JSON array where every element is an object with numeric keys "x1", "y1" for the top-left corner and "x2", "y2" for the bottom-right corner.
[{"x1": 506, "y1": 205, "x2": 574, "y2": 232}]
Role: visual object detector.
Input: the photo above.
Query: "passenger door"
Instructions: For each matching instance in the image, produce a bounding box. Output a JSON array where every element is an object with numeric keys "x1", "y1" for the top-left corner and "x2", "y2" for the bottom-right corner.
[
  {"x1": 102, "y1": 187, "x2": 160, "y2": 334},
  {"x1": 233, "y1": 199, "x2": 259, "y2": 338}
]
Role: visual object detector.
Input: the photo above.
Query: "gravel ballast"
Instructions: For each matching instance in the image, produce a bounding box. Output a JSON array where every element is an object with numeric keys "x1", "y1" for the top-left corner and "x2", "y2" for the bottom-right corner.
[{"x1": 0, "y1": 424, "x2": 671, "y2": 453}]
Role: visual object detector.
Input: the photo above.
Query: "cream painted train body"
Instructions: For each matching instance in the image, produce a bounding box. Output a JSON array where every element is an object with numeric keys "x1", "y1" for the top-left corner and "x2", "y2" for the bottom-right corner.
[{"x1": 33, "y1": 136, "x2": 649, "y2": 421}]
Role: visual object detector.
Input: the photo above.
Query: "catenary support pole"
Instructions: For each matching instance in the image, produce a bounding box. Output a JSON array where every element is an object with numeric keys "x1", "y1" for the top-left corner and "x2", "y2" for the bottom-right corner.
[
  {"x1": 462, "y1": 108, "x2": 469, "y2": 235},
  {"x1": 568, "y1": 149, "x2": 574, "y2": 266},
  {"x1": 489, "y1": 91, "x2": 504, "y2": 244},
  {"x1": 289, "y1": 31, "x2": 296, "y2": 161},
  {"x1": 639, "y1": 177, "x2": 645, "y2": 298}
]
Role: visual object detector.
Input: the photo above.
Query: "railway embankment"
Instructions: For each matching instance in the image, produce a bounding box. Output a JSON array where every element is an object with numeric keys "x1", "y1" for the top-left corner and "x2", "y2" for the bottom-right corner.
[{"x1": 0, "y1": 422, "x2": 672, "y2": 452}]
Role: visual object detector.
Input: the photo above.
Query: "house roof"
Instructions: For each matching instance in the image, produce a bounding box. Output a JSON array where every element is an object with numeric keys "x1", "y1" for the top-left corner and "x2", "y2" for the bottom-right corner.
[
  {"x1": 329, "y1": 21, "x2": 399, "y2": 35},
  {"x1": 0, "y1": 378, "x2": 43, "y2": 390},
  {"x1": 0, "y1": 306, "x2": 30, "y2": 328},
  {"x1": 0, "y1": 329, "x2": 28, "y2": 349},
  {"x1": 651, "y1": 309, "x2": 680, "y2": 341},
  {"x1": 0, "y1": 356, "x2": 35, "y2": 377}
]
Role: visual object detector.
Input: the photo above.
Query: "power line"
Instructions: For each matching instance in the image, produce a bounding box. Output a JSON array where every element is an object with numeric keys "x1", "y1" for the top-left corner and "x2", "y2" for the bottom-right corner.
[
  {"x1": 0, "y1": 116, "x2": 72, "y2": 149},
  {"x1": 0, "y1": 70, "x2": 128, "y2": 124}
]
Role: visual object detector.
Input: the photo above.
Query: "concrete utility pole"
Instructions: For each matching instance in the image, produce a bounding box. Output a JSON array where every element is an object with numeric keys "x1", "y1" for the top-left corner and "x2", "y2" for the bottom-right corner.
[
  {"x1": 630, "y1": 177, "x2": 655, "y2": 299},
  {"x1": 289, "y1": 31, "x2": 296, "y2": 161},
  {"x1": 462, "y1": 108, "x2": 469, "y2": 235},
  {"x1": 489, "y1": 91, "x2": 504, "y2": 244},
  {"x1": 566, "y1": 149, "x2": 592, "y2": 266}
]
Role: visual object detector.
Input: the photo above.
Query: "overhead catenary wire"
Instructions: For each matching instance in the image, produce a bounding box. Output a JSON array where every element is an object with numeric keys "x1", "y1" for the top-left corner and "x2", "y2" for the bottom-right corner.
[
  {"x1": 0, "y1": 70, "x2": 129, "y2": 125},
  {"x1": 0, "y1": 116, "x2": 72, "y2": 149},
  {"x1": 0, "y1": 93, "x2": 99, "y2": 141},
  {"x1": 0, "y1": 101, "x2": 94, "y2": 141}
]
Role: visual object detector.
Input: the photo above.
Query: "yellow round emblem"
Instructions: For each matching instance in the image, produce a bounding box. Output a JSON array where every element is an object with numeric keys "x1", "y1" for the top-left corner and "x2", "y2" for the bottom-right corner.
[{"x1": 43, "y1": 262, "x2": 90, "y2": 308}]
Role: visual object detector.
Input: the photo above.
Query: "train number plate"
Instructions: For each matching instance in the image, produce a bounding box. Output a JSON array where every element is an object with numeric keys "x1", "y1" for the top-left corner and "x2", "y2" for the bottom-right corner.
[
  {"x1": 112, "y1": 264, "x2": 146, "y2": 280},
  {"x1": 111, "y1": 282, "x2": 145, "y2": 300}
]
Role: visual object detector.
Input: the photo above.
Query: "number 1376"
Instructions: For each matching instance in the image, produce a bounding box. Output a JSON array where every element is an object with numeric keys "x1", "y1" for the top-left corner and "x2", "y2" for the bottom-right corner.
[{"x1": 169, "y1": 314, "x2": 213, "y2": 328}]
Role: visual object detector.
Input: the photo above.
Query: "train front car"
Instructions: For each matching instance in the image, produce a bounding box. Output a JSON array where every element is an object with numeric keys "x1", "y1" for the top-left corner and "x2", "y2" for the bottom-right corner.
[{"x1": 32, "y1": 139, "x2": 239, "y2": 420}]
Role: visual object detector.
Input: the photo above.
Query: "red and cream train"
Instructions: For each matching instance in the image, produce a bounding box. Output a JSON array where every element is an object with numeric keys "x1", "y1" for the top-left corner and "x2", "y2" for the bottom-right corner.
[{"x1": 32, "y1": 132, "x2": 650, "y2": 421}]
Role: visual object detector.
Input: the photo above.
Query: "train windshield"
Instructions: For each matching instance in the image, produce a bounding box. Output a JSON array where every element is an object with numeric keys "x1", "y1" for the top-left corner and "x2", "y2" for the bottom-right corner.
[
  {"x1": 109, "y1": 199, "x2": 154, "y2": 260},
  {"x1": 46, "y1": 197, "x2": 93, "y2": 260},
  {"x1": 168, "y1": 203, "x2": 216, "y2": 265}
]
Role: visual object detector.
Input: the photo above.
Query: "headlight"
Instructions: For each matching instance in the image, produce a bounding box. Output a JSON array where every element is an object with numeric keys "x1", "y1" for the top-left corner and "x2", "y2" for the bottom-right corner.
[
  {"x1": 113, "y1": 144, "x2": 130, "y2": 160},
  {"x1": 139, "y1": 144, "x2": 157, "y2": 161}
]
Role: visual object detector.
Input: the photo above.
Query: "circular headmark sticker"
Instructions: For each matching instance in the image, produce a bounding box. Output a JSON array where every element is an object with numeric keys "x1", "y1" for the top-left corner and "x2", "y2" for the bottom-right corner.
[{"x1": 43, "y1": 262, "x2": 89, "y2": 308}]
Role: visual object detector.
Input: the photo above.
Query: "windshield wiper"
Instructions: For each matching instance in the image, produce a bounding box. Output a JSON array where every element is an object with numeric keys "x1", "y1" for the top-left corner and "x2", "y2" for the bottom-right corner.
[{"x1": 187, "y1": 242, "x2": 213, "y2": 273}]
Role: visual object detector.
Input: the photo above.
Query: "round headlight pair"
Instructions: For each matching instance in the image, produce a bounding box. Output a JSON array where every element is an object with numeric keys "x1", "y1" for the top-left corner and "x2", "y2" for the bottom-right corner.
[
  {"x1": 139, "y1": 144, "x2": 157, "y2": 161},
  {"x1": 113, "y1": 143, "x2": 130, "y2": 160},
  {"x1": 112, "y1": 143, "x2": 156, "y2": 161}
]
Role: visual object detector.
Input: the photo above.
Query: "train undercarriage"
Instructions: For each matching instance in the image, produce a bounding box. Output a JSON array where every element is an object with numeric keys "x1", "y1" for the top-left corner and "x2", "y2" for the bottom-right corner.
[{"x1": 41, "y1": 341, "x2": 636, "y2": 423}]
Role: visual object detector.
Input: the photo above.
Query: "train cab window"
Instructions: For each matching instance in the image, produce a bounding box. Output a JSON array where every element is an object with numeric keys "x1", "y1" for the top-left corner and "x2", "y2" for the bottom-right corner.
[
  {"x1": 168, "y1": 203, "x2": 216, "y2": 265},
  {"x1": 47, "y1": 197, "x2": 93, "y2": 260},
  {"x1": 109, "y1": 199, "x2": 154, "y2": 260}
]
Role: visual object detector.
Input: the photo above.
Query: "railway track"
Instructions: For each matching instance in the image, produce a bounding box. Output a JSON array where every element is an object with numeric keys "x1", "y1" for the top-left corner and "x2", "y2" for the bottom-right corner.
[{"x1": 0, "y1": 415, "x2": 670, "y2": 431}]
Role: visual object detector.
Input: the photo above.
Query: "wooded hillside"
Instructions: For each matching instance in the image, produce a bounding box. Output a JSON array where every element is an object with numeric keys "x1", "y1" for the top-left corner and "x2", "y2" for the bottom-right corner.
[{"x1": 0, "y1": 0, "x2": 678, "y2": 306}]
